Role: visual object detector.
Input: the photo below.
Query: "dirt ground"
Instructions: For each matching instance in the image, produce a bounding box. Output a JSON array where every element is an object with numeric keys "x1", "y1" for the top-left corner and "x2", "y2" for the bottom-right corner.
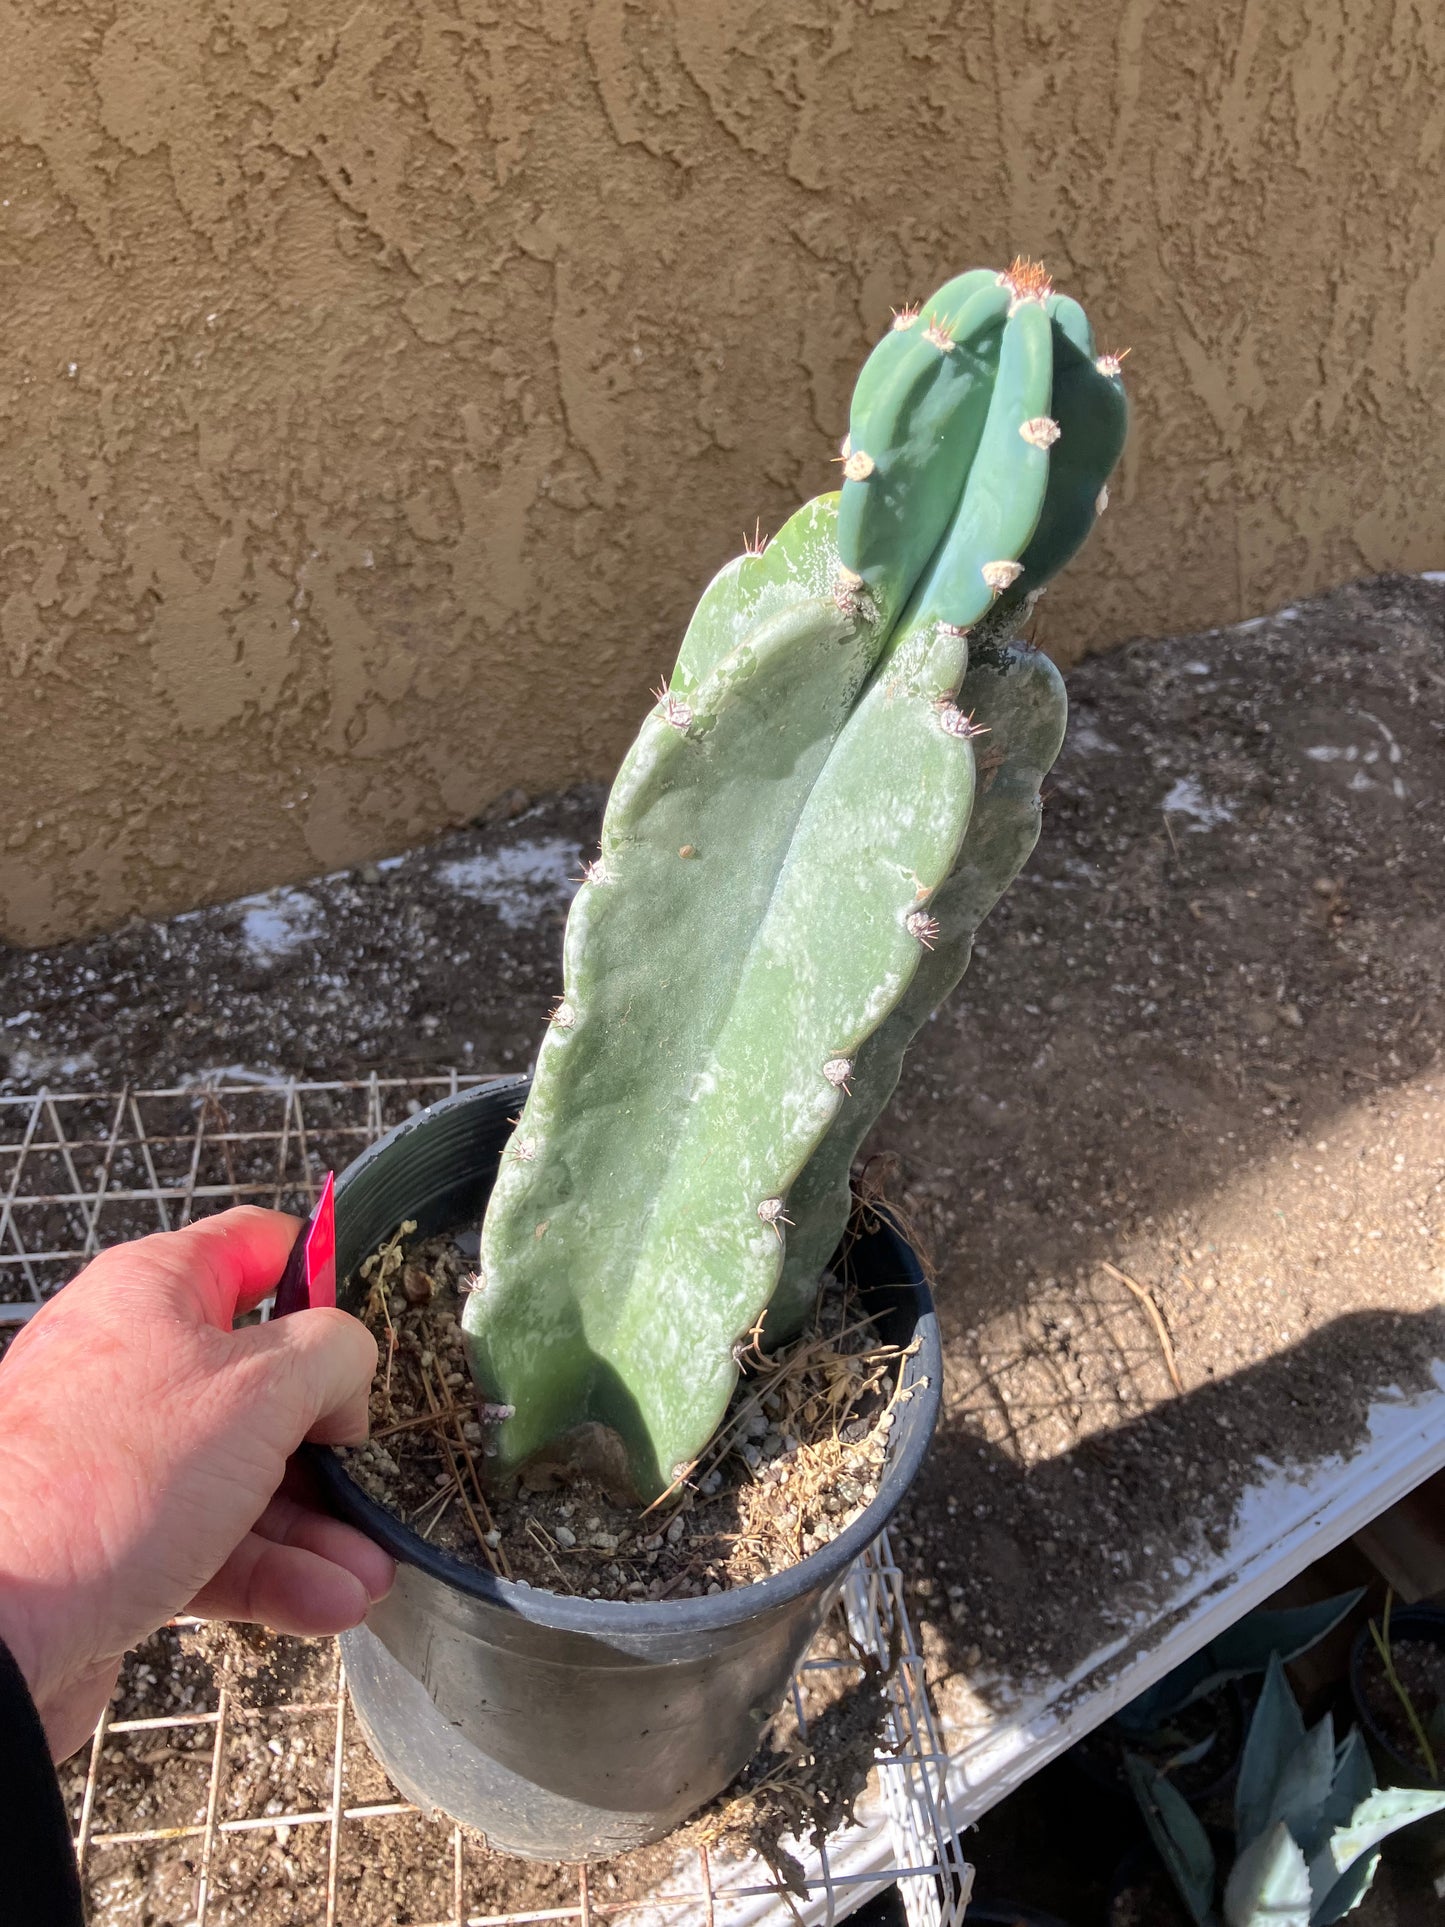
[
  {"x1": 57, "y1": 1607, "x2": 894, "y2": 1927},
  {"x1": 6, "y1": 571, "x2": 1445, "y2": 1923},
  {"x1": 885, "y1": 572, "x2": 1445, "y2": 1714}
]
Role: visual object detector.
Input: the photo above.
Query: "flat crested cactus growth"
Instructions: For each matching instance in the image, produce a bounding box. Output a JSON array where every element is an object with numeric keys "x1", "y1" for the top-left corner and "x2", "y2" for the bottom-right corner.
[{"x1": 464, "y1": 261, "x2": 1128, "y2": 1500}]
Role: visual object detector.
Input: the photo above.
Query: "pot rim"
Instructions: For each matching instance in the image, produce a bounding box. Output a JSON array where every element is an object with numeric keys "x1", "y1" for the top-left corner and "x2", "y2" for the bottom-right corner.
[{"x1": 309, "y1": 1079, "x2": 943, "y2": 1637}]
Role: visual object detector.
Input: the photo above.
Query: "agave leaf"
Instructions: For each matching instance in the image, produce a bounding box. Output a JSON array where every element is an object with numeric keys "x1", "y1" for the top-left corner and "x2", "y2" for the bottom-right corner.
[
  {"x1": 1298, "y1": 1729, "x2": 1376, "y2": 1863},
  {"x1": 1222, "y1": 1821, "x2": 1311, "y2": 1927},
  {"x1": 1307, "y1": 1784, "x2": 1445, "y2": 1905},
  {"x1": 1167, "y1": 1732, "x2": 1221, "y2": 1772},
  {"x1": 1116, "y1": 1593, "x2": 1362, "y2": 1735},
  {"x1": 1123, "y1": 1752, "x2": 1217, "y2": 1926},
  {"x1": 1115, "y1": 1669, "x2": 1216, "y2": 1737},
  {"x1": 1309, "y1": 1850, "x2": 1379, "y2": 1925},
  {"x1": 1269, "y1": 1715, "x2": 1336, "y2": 1849},
  {"x1": 1236, "y1": 1655, "x2": 1308, "y2": 1848},
  {"x1": 1206, "y1": 1594, "x2": 1362, "y2": 1683}
]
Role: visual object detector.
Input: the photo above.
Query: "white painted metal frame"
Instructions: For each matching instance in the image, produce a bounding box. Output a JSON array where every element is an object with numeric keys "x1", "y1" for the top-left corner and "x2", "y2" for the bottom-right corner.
[{"x1": 938, "y1": 1373, "x2": 1445, "y2": 1831}]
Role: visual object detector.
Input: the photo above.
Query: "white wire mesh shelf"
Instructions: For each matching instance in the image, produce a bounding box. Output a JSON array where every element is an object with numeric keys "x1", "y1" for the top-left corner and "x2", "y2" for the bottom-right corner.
[{"x1": 2, "y1": 1076, "x2": 975, "y2": 1927}]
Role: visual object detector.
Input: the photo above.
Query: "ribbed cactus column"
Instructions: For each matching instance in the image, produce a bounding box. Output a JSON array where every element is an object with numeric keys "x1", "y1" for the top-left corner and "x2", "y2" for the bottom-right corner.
[
  {"x1": 764, "y1": 637, "x2": 1069, "y2": 1341},
  {"x1": 767, "y1": 273, "x2": 1125, "y2": 1338},
  {"x1": 464, "y1": 261, "x2": 1128, "y2": 1500}
]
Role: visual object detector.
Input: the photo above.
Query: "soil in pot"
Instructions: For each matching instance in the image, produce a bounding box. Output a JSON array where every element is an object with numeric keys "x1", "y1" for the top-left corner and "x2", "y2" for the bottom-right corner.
[
  {"x1": 336, "y1": 1219, "x2": 919, "y2": 1600},
  {"x1": 1355, "y1": 1633, "x2": 1445, "y2": 1780},
  {"x1": 1352, "y1": 1611, "x2": 1445, "y2": 1881}
]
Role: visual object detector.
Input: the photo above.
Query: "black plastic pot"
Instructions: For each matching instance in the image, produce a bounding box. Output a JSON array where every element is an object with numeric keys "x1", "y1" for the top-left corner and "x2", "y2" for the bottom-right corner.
[
  {"x1": 1349, "y1": 1605, "x2": 1445, "y2": 1875},
  {"x1": 1065, "y1": 1677, "x2": 1247, "y2": 1817},
  {"x1": 311, "y1": 1078, "x2": 943, "y2": 1861}
]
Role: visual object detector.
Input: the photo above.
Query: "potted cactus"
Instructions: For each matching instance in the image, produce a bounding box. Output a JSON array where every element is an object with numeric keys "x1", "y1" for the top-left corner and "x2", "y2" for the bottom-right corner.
[
  {"x1": 1348, "y1": 1598, "x2": 1445, "y2": 1875},
  {"x1": 318, "y1": 260, "x2": 1128, "y2": 1859}
]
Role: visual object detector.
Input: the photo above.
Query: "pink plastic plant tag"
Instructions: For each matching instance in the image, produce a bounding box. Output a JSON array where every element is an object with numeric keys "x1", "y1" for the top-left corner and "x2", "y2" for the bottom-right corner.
[{"x1": 272, "y1": 1171, "x2": 336, "y2": 1317}]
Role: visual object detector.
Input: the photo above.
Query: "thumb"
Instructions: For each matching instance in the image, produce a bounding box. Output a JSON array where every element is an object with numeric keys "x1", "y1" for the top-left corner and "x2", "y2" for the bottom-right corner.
[
  {"x1": 90, "y1": 1207, "x2": 303, "y2": 1331},
  {"x1": 231, "y1": 1308, "x2": 378, "y2": 1447}
]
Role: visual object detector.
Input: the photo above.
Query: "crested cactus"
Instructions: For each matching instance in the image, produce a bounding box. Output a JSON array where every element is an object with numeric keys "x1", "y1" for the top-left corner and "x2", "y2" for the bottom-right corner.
[{"x1": 463, "y1": 261, "x2": 1128, "y2": 1500}]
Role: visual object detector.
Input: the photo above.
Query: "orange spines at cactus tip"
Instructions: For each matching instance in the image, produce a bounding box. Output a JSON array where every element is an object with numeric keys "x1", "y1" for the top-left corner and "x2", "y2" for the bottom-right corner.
[{"x1": 999, "y1": 255, "x2": 1054, "y2": 306}]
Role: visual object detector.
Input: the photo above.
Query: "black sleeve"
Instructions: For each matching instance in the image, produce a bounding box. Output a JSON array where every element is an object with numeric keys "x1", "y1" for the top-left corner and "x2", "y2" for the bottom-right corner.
[{"x1": 0, "y1": 1637, "x2": 85, "y2": 1926}]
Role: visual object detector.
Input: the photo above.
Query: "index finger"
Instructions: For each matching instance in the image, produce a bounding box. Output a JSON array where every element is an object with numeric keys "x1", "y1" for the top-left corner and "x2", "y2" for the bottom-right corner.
[{"x1": 131, "y1": 1207, "x2": 303, "y2": 1327}]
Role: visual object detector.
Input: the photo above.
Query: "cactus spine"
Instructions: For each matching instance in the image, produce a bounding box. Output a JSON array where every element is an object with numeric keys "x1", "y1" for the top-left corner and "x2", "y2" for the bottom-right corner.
[{"x1": 464, "y1": 262, "x2": 1127, "y2": 1500}]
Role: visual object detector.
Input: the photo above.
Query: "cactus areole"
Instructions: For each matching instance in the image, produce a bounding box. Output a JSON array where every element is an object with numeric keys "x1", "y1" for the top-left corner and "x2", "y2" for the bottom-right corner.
[{"x1": 463, "y1": 261, "x2": 1128, "y2": 1501}]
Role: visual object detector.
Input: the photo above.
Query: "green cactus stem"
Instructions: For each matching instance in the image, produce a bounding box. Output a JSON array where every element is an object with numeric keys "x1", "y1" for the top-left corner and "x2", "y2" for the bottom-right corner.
[
  {"x1": 764, "y1": 636, "x2": 1068, "y2": 1341},
  {"x1": 769, "y1": 265, "x2": 1125, "y2": 1338},
  {"x1": 463, "y1": 260, "x2": 1127, "y2": 1499}
]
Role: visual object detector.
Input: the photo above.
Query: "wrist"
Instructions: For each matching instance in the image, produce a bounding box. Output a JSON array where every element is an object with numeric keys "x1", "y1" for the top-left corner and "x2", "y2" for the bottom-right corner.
[
  {"x1": 0, "y1": 1454, "x2": 109, "y2": 1757},
  {"x1": 0, "y1": 1534, "x2": 119, "y2": 1760},
  {"x1": 0, "y1": 1500, "x2": 48, "y2": 1690},
  {"x1": 0, "y1": 1496, "x2": 66, "y2": 1726}
]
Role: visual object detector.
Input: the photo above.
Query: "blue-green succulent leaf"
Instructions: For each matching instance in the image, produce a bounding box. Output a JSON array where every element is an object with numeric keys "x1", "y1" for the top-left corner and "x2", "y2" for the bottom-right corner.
[
  {"x1": 1124, "y1": 1752, "x2": 1217, "y2": 1926},
  {"x1": 1118, "y1": 1594, "x2": 1363, "y2": 1735},
  {"x1": 1308, "y1": 1785, "x2": 1445, "y2": 1917},
  {"x1": 1236, "y1": 1656, "x2": 1308, "y2": 1848},
  {"x1": 1222, "y1": 1822, "x2": 1311, "y2": 1927}
]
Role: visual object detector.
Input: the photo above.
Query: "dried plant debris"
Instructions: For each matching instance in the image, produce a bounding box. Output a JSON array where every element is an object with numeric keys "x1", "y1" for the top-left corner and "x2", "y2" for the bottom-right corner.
[
  {"x1": 701, "y1": 1618, "x2": 904, "y2": 1898},
  {"x1": 338, "y1": 1225, "x2": 918, "y2": 1599}
]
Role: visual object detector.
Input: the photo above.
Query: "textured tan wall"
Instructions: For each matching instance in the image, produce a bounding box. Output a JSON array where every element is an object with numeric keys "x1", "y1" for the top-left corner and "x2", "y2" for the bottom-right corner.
[{"x1": 2, "y1": 0, "x2": 1442, "y2": 944}]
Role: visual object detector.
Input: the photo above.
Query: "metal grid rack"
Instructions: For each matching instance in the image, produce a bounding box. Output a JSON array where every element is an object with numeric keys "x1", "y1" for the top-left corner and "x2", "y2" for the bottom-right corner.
[{"x1": 1, "y1": 1078, "x2": 975, "y2": 1927}]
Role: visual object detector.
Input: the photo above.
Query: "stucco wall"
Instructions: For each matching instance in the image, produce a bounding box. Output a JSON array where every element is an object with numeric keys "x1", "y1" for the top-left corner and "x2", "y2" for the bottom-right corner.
[{"x1": 2, "y1": 0, "x2": 1442, "y2": 945}]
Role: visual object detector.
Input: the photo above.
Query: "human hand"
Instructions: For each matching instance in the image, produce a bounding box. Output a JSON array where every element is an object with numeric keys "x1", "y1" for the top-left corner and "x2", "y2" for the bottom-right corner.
[{"x1": 0, "y1": 1207, "x2": 393, "y2": 1760}]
